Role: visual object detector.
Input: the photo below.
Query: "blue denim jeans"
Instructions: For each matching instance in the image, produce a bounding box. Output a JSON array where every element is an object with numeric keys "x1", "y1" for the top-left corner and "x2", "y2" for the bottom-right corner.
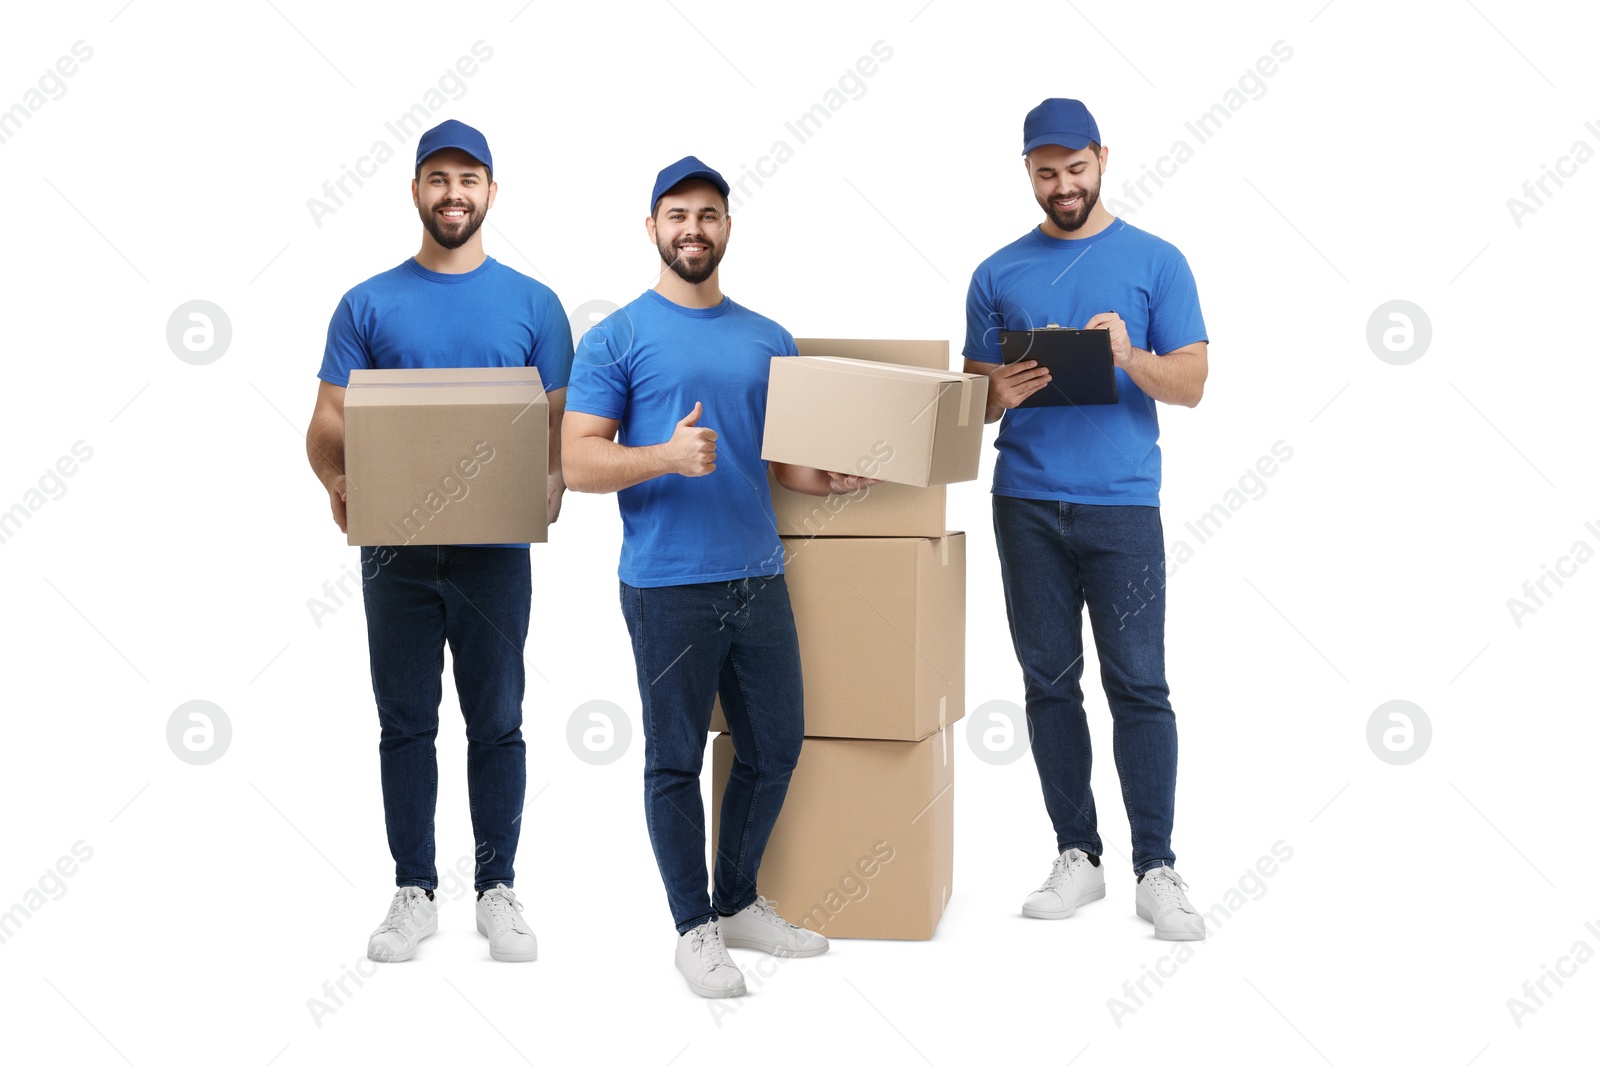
[
  {"x1": 620, "y1": 576, "x2": 805, "y2": 934},
  {"x1": 992, "y1": 496, "x2": 1179, "y2": 876},
  {"x1": 360, "y1": 545, "x2": 529, "y2": 892}
]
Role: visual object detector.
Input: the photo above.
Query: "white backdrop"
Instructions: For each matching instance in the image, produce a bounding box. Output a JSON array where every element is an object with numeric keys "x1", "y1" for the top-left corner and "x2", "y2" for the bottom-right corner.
[{"x1": 2, "y1": 1, "x2": 1595, "y2": 1063}]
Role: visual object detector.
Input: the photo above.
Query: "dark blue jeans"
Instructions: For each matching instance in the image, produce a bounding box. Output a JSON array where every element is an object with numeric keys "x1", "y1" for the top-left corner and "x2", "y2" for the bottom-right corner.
[
  {"x1": 360, "y1": 545, "x2": 529, "y2": 892},
  {"x1": 620, "y1": 575, "x2": 805, "y2": 934},
  {"x1": 992, "y1": 496, "x2": 1179, "y2": 876}
]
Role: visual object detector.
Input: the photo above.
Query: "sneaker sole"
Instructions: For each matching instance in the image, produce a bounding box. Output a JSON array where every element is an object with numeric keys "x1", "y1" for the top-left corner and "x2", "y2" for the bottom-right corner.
[
  {"x1": 1022, "y1": 883, "x2": 1106, "y2": 919},
  {"x1": 678, "y1": 971, "x2": 747, "y2": 998},
  {"x1": 368, "y1": 918, "x2": 438, "y2": 962},
  {"x1": 1135, "y1": 902, "x2": 1206, "y2": 940},
  {"x1": 477, "y1": 918, "x2": 538, "y2": 962},
  {"x1": 721, "y1": 935, "x2": 829, "y2": 958}
]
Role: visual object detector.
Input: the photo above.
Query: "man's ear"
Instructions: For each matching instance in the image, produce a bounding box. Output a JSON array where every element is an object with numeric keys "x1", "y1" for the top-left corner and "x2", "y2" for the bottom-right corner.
[
  {"x1": 411, "y1": 178, "x2": 420, "y2": 208},
  {"x1": 644, "y1": 213, "x2": 657, "y2": 243},
  {"x1": 486, "y1": 179, "x2": 498, "y2": 212}
]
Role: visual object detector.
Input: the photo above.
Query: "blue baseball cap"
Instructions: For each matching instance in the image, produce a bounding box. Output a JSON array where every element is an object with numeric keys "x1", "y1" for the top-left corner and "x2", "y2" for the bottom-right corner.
[
  {"x1": 650, "y1": 155, "x2": 730, "y2": 214},
  {"x1": 1021, "y1": 98, "x2": 1101, "y2": 155},
  {"x1": 415, "y1": 119, "x2": 493, "y2": 174}
]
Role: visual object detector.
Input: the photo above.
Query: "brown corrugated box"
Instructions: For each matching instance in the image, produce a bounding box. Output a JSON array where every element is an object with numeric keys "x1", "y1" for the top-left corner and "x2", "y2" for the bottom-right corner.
[
  {"x1": 762, "y1": 357, "x2": 986, "y2": 488},
  {"x1": 766, "y1": 469, "x2": 947, "y2": 539},
  {"x1": 712, "y1": 728, "x2": 954, "y2": 940},
  {"x1": 770, "y1": 339, "x2": 948, "y2": 538},
  {"x1": 344, "y1": 367, "x2": 548, "y2": 546},
  {"x1": 712, "y1": 533, "x2": 965, "y2": 741}
]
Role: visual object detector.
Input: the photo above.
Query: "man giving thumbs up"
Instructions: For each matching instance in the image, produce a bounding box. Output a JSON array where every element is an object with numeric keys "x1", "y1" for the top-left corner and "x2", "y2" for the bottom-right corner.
[{"x1": 563, "y1": 157, "x2": 863, "y2": 1000}]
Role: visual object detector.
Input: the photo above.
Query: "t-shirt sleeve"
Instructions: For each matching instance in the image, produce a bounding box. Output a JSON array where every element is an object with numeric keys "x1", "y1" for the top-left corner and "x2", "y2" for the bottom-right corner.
[
  {"x1": 564, "y1": 320, "x2": 629, "y2": 420},
  {"x1": 777, "y1": 326, "x2": 798, "y2": 358},
  {"x1": 530, "y1": 288, "x2": 575, "y2": 391},
  {"x1": 962, "y1": 266, "x2": 1003, "y2": 364},
  {"x1": 1147, "y1": 251, "x2": 1208, "y2": 356},
  {"x1": 317, "y1": 294, "x2": 370, "y2": 387}
]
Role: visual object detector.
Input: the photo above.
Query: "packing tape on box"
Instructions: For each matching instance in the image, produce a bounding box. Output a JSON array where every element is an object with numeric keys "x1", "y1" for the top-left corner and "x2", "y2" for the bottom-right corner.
[
  {"x1": 949, "y1": 378, "x2": 972, "y2": 426},
  {"x1": 349, "y1": 380, "x2": 538, "y2": 389},
  {"x1": 938, "y1": 696, "x2": 949, "y2": 767}
]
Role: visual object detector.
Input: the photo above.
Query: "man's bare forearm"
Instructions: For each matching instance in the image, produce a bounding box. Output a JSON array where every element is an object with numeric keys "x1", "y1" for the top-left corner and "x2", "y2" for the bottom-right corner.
[
  {"x1": 771, "y1": 461, "x2": 833, "y2": 497},
  {"x1": 547, "y1": 400, "x2": 566, "y2": 483},
  {"x1": 565, "y1": 436, "x2": 674, "y2": 494},
  {"x1": 307, "y1": 416, "x2": 345, "y2": 489},
  {"x1": 1123, "y1": 346, "x2": 1206, "y2": 407}
]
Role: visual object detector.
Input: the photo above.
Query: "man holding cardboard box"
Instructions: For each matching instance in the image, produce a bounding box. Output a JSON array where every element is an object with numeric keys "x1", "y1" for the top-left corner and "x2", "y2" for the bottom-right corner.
[
  {"x1": 305, "y1": 120, "x2": 573, "y2": 963},
  {"x1": 563, "y1": 157, "x2": 871, "y2": 998},
  {"x1": 964, "y1": 99, "x2": 1211, "y2": 940}
]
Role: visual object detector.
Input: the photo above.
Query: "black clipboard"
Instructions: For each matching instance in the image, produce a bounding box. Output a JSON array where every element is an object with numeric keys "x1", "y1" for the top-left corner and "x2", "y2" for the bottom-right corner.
[{"x1": 999, "y1": 327, "x2": 1118, "y2": 407}]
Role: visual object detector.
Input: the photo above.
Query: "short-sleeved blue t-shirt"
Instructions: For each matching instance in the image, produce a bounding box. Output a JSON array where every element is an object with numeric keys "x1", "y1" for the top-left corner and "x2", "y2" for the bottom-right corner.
[
  {"x1": 565, "y1": 289, "x2": 797, "y2": 588},
  {"x1": 963, "y1": 219, "x2": 1207, "y2": 506},
  {"x1": 319, "y1": 255, "x2": 575, "y2": 548}
]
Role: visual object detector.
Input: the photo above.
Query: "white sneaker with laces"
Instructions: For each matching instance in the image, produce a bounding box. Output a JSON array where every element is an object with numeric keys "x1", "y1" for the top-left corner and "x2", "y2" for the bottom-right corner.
[
  {"x1": 1022, "y1": 848, "x2": 1106, "y2": 919},
  {"x1": 675, "y1": 919, "x2": 747, "y2": 998},
  {"x1": 1136, "y1": 865, "x2": 1206, "y2": 940},
  {"x1": 718, "y1": 896, "x2": 829, "y2": 957},
  {"x1": 367, "y1": 886, "x2": 438, "y2": 962},
  {"x1": 476, "y1": 884, "x2": 538, "y2": 962}
]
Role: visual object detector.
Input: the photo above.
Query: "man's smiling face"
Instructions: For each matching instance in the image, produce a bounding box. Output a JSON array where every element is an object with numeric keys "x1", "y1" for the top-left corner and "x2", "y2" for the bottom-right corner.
[
  {"x1": 1027, "y1": 142, "x2": 1104, "y2": 233},
  {"x1": 413, "y1": 148, "x2": 495, "y2": 250},
  {"x1": 648, "y1": 179, "x2": 729, "y2": 285}
]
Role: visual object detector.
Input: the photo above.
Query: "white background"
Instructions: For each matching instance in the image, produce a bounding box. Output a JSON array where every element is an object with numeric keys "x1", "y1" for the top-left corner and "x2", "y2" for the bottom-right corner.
[{"x1": 1, "y1": 1, "x2": 1595, "y2": 1063}]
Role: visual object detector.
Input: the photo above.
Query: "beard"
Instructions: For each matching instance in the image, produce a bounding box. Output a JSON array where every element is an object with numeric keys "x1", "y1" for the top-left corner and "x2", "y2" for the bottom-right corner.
[
  {"x1": 420, "y1": 199, "x2": 487, "y2": 250},
  {"x1": 657, "y1": 232, "x2": 725, "y2": 284},
  {"x1": 1038, "y1": 169, "x2": 1102, "y2": 232}
]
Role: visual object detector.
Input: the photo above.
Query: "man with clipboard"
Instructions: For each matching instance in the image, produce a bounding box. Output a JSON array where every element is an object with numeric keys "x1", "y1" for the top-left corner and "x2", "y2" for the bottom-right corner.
[{"x1": 963, "y1": 98, "x2": 1211, "y2": 940}]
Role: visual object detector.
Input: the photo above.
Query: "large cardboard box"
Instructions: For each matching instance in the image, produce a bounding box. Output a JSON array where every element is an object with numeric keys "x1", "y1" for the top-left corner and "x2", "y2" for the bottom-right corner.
[
  {"x1": 344, "y1": 367, "x2": 549, "y2": 546},
  {"x1": 712, "y1": 533, "x2": 965, "y2": 741},
  {"x1": 769, "y1": 338, "x2": 948, "y2": 538},
  {"x1": 762, "y1": 357, "x2": 986, "y2": 488},
  {"x1": 712, "y1": 729, "x2": 954, "y2": 940},
  {"x1": 767, "y1": 469, "x2": 946, "y2": 539}
]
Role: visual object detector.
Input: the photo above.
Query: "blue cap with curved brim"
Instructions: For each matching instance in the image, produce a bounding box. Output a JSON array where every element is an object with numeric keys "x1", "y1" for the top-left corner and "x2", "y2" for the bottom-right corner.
[
  {"x1": 416, "y1": 119, "x2": 493, "y2": 174},
  {"x1": 1021, "y1": 98, "x2": 1101, "y2": 155},
  {"x1": 650, "y1": 155, "x2": 730, "y2": 214}
]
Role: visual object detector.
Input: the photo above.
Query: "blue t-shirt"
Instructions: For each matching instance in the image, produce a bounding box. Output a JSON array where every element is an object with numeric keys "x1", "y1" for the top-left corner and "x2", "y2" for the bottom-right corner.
[
  {"x1": 319, "y1": 255, "x2": 575, "y2": 547},
  {"x1": 963, "y1": 219, "x2": 1207, "y2": 506},
  {"x1": 565, "y1": 289, "x2": 797, "y2": 588}
]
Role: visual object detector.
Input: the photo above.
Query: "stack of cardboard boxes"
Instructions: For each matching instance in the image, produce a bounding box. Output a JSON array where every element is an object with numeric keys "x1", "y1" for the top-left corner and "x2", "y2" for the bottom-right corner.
[
  {"x1": 710, "y1": 339, "x2": 985, "y2": 940},
  {"x1": 337, "y1": 351, "x2": 986, "y2": 940}
]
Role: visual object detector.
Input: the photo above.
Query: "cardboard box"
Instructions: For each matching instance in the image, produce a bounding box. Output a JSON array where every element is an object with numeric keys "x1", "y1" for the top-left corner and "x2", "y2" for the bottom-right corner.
[
  {"x1": 344, "y1": 367, "x2": 548, "y2": 546},
  {"x1": 761, "y1": 357, "x2": 986, "y2": 488},
  {"x1": 793, "y1": 337, "x2": 949, "y2": 371},
  {"x1": 767, "y1": 468, "x2": 947, "y2": 539},
  {"x1": 712, "y1": 533, "x2": 965, "y2": 741},
  {"x1": 712, "y1": 728, "x2": 954, "y2": 940},
  {"x1": 769, "y1": 338, "x2": 948, "y2": 538}
]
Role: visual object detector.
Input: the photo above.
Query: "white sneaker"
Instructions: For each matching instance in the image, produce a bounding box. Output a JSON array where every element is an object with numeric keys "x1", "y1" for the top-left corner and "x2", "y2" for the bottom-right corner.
[
  {"x1": 475, "y1": 884, "x2": 538, "y2": 962},
  {"x1": 1136, "y1": 866, "x2": 1206, "y2": 941},
  {"x1": 367, "y1": 886, "x2": 437, "y2": 962},
  {"x1": 718, "y1": 896, "x2": 829, "y2": 958},
  {"x1": 675, "y1": 919, "x2": 747, "y2": 998},
  {"x1": 1022, "y1": 848, "x2": 1106, "y2": 919}
]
